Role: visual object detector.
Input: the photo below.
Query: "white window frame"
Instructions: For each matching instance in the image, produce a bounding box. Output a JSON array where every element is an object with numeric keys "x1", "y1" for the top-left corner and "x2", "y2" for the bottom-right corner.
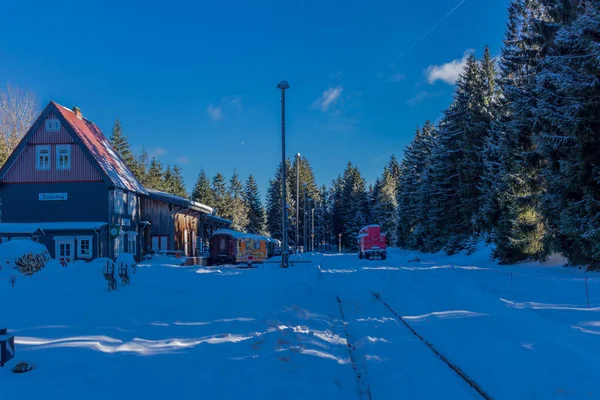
[
  {"x1": 127, "y1": 231, "x2": 138, "y2": 255},
  {"x1": 77, "y1": 235, "x2": 93, "y2": 259},
  {"x1": 45, "y1": 119, "x2": 60, "y2": 131},
  {"x1": 127, "y1": 193, "x2": 136, "y2": 216},
  {"x1": 114, "y1": 232, "x2": 124, "y2": 257},
  {"x1": 56, "y1": 144, "x2": 71, "y2": 170},
  {"x1": 36, "y1": 145, "x2": 51, "y2": 170},
  {"x1": 114, "y1": 190, "x2": 125, "y2": 214}
]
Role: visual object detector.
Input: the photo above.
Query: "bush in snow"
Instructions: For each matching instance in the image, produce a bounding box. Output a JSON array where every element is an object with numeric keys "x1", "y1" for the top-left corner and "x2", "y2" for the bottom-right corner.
[{"x1": 0, "y1": 240, "x2": 51, "y2": 276}]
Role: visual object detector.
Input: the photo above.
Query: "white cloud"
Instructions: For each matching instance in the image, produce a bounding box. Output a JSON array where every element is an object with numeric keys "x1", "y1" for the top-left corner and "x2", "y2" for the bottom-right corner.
[
  {"x1": 312, "y1": 86, "x2": 343, "y2": 112},
  {"x1": 206, "y1": 104, "x2": 223, "y2": 121},
  {"x1": 388, "y1": 73, "x2": 405, "y2": 82},
  {"x1": 425, "y1": 50, "x2": 473, "y2": 85},
  {"x1": 176, "y1": 156, "x2": 190, "y2": 164}
]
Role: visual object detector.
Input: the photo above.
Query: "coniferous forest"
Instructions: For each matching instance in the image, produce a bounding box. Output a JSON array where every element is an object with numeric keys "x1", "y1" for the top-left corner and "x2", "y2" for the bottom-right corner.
[{"x1": 104, "y1": 0, "x2": 600, "y2": 266}]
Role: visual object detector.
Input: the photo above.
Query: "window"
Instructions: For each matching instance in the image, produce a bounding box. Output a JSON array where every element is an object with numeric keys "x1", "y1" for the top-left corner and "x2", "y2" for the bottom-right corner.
[
  {"x1": 45, "y1": 119, "x2": 60, "y2": 131},
  {"x1": 114, "y1": 190, "x2": 126, "y2": 214},
  {"x1": 151, "y1": 235, "x2": 168, "y2": 251},
  {"x1": 56, "y1": 145, "x2": 71, "y2": 170},
  {"x1": 127, "y1": 193, "x2": 137, "y2": 216},
  {"x1": 114, "y1": 233, "x2": 124, "y2": 257},
  {"x1": 36, "y1": 145, "x2": 50, "y2": 170},
  {"x1": 77, "y1": 236, "x2": 93, "y2": 258},
  {"x1": 127, "y1": 232, "x2": 138, "y2": 255}
]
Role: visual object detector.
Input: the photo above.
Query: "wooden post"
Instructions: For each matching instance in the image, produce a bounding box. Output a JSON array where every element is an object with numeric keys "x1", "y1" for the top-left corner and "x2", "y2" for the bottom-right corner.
[{"x1": 585, "y1": 276, "x2": 590, "y2": 309}]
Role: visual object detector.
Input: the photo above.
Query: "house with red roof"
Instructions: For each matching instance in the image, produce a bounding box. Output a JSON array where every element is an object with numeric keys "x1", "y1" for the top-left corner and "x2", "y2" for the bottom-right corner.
[{"x1": 0, "y1": 101, "x2": 229, "y2": 263}]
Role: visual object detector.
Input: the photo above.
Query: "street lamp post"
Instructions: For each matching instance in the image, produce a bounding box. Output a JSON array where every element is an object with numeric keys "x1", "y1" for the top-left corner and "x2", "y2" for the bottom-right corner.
[
  {"x1": 296, "y1": 153, "x2": 300, "y2": 253},
  {"x1": 277, "y1": 80, "x2": 290, "y2": 268}
]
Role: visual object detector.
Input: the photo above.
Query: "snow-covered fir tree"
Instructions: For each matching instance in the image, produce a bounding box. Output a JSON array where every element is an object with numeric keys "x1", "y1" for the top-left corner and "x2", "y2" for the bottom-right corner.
[
  {"x1": 491, "y1": 0, "x2": 556, "y2": 263},
  {"x1": 266, "y1": 161, "x2": 294, "y2": 243},
  {"x1": 110, "y1": 118, "x2": 140, "y2": 176},
  {"x1": 211, "y1": 173, "x2": 231, "y2": 218},
  {"x1": 191, "y1": 169, "x2": 215, "y2": 206},
  {"x1": 170, "y1": 165, "x2": 187, "y2": 198},
  {"x1": 228, "y1": 170, "x2": 249, "y2": 232},
  {"x1": 397, "y1": 122, "x2": 437, "y2": 250},
  {"x1": 533, "y1": 2, "x2": 600, "y2": 265},
  {"x1": 340, "y1": 163, "x2": 369, "y2": 250},
  {"x1": 243, "y1": 174, "x2": 267, "y2": 235},
  {"x1": 371, "y1": 168, "x2": 399, "y2": 245},
  {"x1": 145, "y1": 158, "x2": 164, "y2": 191}
]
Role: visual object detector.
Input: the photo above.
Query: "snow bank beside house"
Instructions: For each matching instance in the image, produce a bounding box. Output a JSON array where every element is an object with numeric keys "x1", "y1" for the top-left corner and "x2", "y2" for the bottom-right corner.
[{"x1": 0, "y1": 240, "x2": 52, "y2": 276}]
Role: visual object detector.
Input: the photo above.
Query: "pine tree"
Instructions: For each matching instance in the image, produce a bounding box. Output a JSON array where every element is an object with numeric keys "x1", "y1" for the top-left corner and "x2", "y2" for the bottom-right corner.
[
  {"x1": 110, "y1": 118, "x2": 137, "y2": 171},
  {"x1": 387, "y1": 154, "x2": 402, "y2": 181},
  {"x1": 191, "y1": 169, "x2": 215, "y2": 206},
  {"x1": 313, "y1": 185, "x2": 330, "y2": 249},
  {"x1": 212, "y1": 173, "x2": 230, "y2": 218},
  {"x1": 290, "y1": 156, "x2": 321, "y2": 247},
  {"x1": 145, "y1": 158, "x2": 164, "y2": 191},
  {"x1": 372, "y1": 168, "x2": 399, "y2": 245},
  {"x1": 340, "y1": 162, "x2": 369, "y2": 250},
  {"x1": 244, "y1": 175, "x2": 267, "y2": 235},
  {"x1": 135, "y1": 147, "x2": 150, "y2": 186},
  {"x1": 397, "y1": 123, "x2": 437, "y2": 250},
  {"x1": 228, "y1": 169, "x2": 249, "y2": 231},
  {"x1": 162, "y1": 165, "x2": 175, "y2": 194},
  {"x1": 534, "y1": 2, "x2": 600, "y2": 265},
  {"x1": 266, "y1": 161, "x2": 294, "y2": 242},
  {"x1": 491, "y1": 0, "x2": 556, "y2": 263},
  {"x1": 170, "y1": 165, "x2": 187, "y2": 197}
]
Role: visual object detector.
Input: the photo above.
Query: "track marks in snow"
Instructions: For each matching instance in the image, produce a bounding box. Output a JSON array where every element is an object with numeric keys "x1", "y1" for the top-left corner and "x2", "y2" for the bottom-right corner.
[
  {"x1": 403, "y1": 310, "x2": 488, "y2": 321},
  {"x1": 16, "y1": 333, "x2": 262, "y2": 355},
  {"x1": 337, "y1": 295, "x2": 373, "y2": 400},
  {"x1": 500, "y1": 298, "x2": 600, "y2": 311},
  {"x1": 372, "y1": 292, "x2": 494, "y2": 400}
]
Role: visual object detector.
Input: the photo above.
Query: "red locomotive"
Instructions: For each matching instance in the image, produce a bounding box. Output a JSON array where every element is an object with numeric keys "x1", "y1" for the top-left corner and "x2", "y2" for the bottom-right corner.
[{"x1": 357, "y1": 225, "x2": 387, "y2": 260}]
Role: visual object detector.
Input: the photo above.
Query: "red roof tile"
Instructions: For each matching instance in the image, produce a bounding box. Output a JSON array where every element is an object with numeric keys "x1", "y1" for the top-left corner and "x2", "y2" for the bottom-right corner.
[{"x1": 52, "y1": 102, "x2": 147, "y2": 194}]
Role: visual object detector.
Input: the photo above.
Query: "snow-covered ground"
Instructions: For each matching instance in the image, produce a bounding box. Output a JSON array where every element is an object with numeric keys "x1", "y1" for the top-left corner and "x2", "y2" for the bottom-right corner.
[{"x1": 1, "y1": 244, "x2": 599, "y2": 399}]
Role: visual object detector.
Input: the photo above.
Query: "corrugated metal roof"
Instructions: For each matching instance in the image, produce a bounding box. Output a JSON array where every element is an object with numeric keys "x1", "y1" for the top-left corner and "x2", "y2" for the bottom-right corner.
[
  {"x1": 145, "y1": 188, "x2": 214, "y2": 214},
  {"x1": 52, "y1": 102, "x2": 147, "y2": 195}
]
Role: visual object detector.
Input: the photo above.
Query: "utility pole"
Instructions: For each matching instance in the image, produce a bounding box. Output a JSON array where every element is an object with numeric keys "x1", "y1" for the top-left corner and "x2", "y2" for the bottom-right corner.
[
  {"x1": 277, "y1": 80, "x2": 290, "y2": 268},
  {"x1": 296, "y1": 153, "x2": 300, "y2": 253},
  {"x1": 338, "y1": 233, "x2": 342, "y2": 253}
]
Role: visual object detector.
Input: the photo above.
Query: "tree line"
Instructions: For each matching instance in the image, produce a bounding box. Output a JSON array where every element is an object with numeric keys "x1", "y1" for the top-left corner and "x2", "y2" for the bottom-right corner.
[
  {"x1": 5, "y1": 0, "x2": 600, "y2": 266},
  {"x1": 395, "y1": 0, "x2": 600, "y2": 266}
]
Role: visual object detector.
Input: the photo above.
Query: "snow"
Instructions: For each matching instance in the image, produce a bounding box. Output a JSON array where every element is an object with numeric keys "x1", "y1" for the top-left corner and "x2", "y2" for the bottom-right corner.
[
  {"x1": 0, "y1": 222, "x2": 107, "y2": 233},
  {"x1": 1, "y1": 243, "x2": 600, "y2": 399},
  {"x1": 0, "y1": 240, "x2": 50, "y2": 274}
]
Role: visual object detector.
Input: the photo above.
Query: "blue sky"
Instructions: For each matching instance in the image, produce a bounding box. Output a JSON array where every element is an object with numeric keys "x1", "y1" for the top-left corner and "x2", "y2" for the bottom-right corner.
[{"x1": 0, "y1": 0, "x2": 510, "y2": 198}]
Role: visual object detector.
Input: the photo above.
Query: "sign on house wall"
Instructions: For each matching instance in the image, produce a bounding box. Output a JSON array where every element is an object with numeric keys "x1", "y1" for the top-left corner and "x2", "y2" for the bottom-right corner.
[{"x1": 39, "y1": 193, "x2": 68, "y2": 201}]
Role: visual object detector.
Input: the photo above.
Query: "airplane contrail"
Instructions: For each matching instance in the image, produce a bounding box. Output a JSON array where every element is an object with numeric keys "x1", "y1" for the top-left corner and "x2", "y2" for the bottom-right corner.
[{"x1": 390, "y1": 0, "x2": 469, "y2": 67}]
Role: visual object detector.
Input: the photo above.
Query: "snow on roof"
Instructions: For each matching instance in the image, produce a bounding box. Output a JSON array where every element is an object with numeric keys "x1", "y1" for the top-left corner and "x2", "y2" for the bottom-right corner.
[
  {"x1": 0, "y1": 222, "x2": 107, "y2": 234},
  {"x1": 212, "y1": 229, "x2": 247, "y2": 239},
  {"x1": 145, "y1": 189, "x2": 215, "y2": 215},
  {"x1": 53, "y1": 102, "x2": 147, "y2": 195}
]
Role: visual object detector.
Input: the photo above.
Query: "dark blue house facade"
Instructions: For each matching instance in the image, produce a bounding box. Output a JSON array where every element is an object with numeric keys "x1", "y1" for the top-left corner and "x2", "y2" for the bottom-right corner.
[{"x1": 0, "y1": 102, "x2": 147, "y2": 262}]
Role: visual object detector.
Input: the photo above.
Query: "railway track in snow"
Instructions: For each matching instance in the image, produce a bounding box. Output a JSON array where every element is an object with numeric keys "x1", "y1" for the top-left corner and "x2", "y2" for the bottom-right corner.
[
  {"x1": 336, "y1": 295, "x2": 373, "y2": 400},
  {"x1": 371, "y1": 292, "x2": 494, "y2": 400}
]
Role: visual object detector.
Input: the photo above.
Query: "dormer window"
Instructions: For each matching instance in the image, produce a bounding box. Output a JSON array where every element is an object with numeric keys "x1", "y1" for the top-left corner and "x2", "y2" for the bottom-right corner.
[
  {"x1": 56, "y1": 145, "x2": 71, "y2": 170},
  {"x1": 45, "y1": 119, "x2": 60, "y2": 131},
  {"x1": 35, "y1": 145, "x2": 50, "y2": 170}
]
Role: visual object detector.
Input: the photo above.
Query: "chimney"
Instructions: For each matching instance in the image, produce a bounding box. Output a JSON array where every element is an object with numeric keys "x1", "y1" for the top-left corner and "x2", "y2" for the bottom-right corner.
[{"x1": 72, "y1": 106, "x2": 82, "y2": 119}]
